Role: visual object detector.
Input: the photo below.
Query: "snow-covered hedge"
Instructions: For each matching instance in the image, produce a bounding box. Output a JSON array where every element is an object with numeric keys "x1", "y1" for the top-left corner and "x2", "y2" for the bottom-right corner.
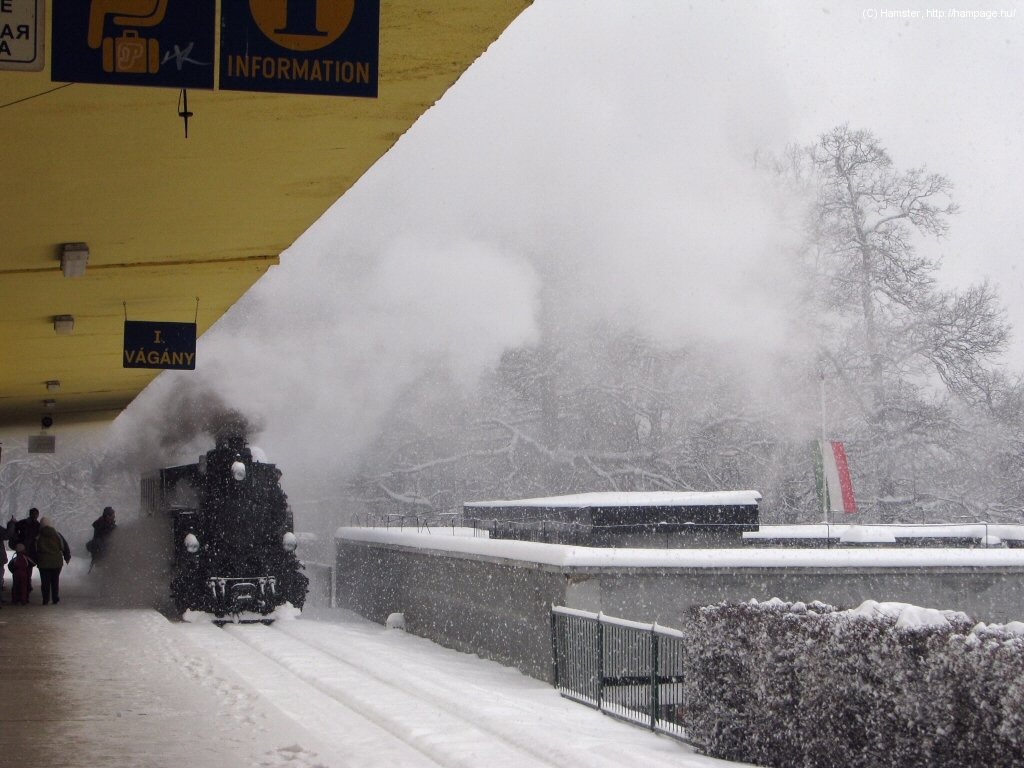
[{"x1": 682, "y1": 599, "x2": 1024, "y2": 768}]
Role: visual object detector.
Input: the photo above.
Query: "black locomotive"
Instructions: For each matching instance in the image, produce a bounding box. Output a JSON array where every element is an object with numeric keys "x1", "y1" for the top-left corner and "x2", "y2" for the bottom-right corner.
[{"x1": 141, "y1": 433, "x2": 308, "y2": 618}]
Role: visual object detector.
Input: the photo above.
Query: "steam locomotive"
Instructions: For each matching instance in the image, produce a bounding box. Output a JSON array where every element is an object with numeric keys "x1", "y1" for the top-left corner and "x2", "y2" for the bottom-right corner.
[{"x1": 141, "y1": 434, "x2": 308, "y2": 619}]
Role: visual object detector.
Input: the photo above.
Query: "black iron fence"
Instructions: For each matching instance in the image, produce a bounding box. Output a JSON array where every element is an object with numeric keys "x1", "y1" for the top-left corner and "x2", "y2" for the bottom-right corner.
[{"x1": 551, "y1": 606, "x2": 687, "y2": 741}]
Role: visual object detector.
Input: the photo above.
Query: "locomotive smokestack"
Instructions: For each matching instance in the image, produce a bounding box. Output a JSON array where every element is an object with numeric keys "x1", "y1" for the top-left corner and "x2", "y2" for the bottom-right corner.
[
  {"x1": 210, "y1": 409, "x2": 253, "y2": 449},
  {"x1": 214, "y1": 431, "x2": 248, "y2": 455}
]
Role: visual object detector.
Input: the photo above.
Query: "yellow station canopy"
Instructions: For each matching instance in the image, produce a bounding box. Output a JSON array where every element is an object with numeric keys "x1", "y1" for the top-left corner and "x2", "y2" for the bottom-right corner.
[{"x1": 0, "y1": 0, "x2": 530, "y2": 434}]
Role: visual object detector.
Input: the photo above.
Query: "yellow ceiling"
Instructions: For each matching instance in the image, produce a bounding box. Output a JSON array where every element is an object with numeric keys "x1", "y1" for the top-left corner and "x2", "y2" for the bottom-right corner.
[{"x1": 0, "y1": 0, "x2": 530, "y2": 434}]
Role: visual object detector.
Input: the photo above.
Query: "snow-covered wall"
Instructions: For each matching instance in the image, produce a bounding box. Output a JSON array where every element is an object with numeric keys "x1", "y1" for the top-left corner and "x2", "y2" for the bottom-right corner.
[
  {"x1": 335, "y1": 527, "x2": 1024, "y2": 681},
  {"x1": 336, "y1": 530, "x2": 566, "y2": 680}
]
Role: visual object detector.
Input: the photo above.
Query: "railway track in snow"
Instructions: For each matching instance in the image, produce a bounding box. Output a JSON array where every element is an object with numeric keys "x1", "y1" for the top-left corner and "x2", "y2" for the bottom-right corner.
[{"x1": 178, "y1": 617, "x2": 580, "y2": 768}]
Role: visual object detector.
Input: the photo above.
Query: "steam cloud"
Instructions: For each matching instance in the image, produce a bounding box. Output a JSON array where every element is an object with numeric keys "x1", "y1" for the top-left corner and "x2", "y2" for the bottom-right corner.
[
  {"x1": 107, "y1": 382, "x2": 264, "y2": 478},
  {"x1": 102, "y1": 1, "x2": 804, "y2": 524},
  {"x1": 3, "y1": 0, "x2": 1016, "y2": 557},
  {"x1": 85, "y1": 515, "x2": 175, "y2": 612}
]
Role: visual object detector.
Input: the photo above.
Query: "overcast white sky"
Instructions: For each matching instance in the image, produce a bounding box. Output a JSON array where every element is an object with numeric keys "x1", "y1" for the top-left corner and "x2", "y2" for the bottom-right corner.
[
  {"x1": 762, "y1": 1, "x2": 1023, "y2": 327},
  {"x1": 118, "y1": 0, "x2": 1023, "y2": 497},
  {"x1": 279, "y1": 0, "x2": 1024, "y2": 358}
]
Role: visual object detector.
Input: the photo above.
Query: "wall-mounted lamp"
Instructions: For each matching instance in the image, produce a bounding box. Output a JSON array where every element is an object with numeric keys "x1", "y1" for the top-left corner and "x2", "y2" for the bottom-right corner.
[
  {"x1": 53, "y1": 314, "x2": 75, "y2": 335},
  {"x1": 60, "y1": 242, "x2": 90, "y2": 278},
  {"x1": 42, "y1": 398, "x2": 57, "y2": 409},
  {"x1": 45, "y1": 380, "x2": 61, "y2": 392}
]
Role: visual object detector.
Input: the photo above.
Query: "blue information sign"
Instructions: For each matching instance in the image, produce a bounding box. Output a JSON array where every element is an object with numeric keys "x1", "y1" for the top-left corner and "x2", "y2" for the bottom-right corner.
[
  {"x1": 220, "y1": 0, "x2": 379, "y2": 97},
  {"x1": 51, "y1": 0, "x2": 215, "y2": 89},
  {"x1": 123, "y1": 321, "x2": 197, "y2": 370}
]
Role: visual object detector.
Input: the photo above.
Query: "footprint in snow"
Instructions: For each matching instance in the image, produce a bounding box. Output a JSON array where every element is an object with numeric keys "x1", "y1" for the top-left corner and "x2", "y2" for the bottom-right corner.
[{"x1": 259, "y1": 743, "x2": 329, "y2": 767}]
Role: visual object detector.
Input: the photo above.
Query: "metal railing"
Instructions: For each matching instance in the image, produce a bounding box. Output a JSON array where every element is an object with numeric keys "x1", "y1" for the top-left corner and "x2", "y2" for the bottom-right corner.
[
  {"x1": 347, "y1": 513, "x2": 1023, "y2": 549},
  {"x1": 746, "y1": 521, "x2": 1017, "y2": 549},
  {"x1": 350, "y1": 511, "x2": 465, "y2": 534},
  {"x1": 551, "y1": 606, "x2": 687, "y2": 741}
]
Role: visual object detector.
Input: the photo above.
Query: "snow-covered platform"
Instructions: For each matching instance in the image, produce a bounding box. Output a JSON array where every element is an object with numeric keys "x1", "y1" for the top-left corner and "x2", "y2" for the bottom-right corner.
[
  {"x1": 0, "y1": 558, "x2": 742, "y2": 768},
  {"x1": 0, "y1": 563, "x2": 297, "y2": 768}
]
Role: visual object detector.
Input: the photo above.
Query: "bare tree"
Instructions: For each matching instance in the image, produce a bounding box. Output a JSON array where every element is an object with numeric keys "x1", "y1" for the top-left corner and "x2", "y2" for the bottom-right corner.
[
  {"x1": 351, "y1": 128, "x2": 1019, "y2": 526},
  {"x1": 805, "y1": 126, "x2": 1009, "y2": 510},
  {"x1": 351, "y1": 323, "x2": 797, "y2": 519}
]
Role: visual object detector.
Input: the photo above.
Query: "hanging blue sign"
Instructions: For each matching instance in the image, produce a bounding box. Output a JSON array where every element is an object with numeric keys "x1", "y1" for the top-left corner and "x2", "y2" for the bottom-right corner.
[
  {"x1": 51, "y1": 0, "x2": 215, "y2": 89},
  {"x1": 124, "y1": 321, "x2": 196, "y2": 370},
  {"x1": 220, "y1": 0, "x2": 379, "y2": 97}
]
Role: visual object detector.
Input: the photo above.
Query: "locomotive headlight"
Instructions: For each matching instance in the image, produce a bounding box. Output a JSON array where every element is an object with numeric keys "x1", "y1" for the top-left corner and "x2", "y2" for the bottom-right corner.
[
  {"x1": 282, "y1": 532, "x2": 298, "y2": 552},
  {"x1": 184, "y1": 533, "x2": 200, "y2": 554},
  {"x1": 231, "y1": 460, "x2": 246, "y2": 481}
]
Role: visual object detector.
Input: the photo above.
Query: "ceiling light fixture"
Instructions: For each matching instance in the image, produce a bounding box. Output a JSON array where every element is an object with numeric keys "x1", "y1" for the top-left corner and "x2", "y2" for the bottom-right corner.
[
  {"x1": 60, "y1": 242, "x2": 90, "y2": 278},
  {"x1": 42, "y1": 399, "x2": 56, "y2": 409},
  {"x1": 53, "y1": 314, "x2": 75, "y2": 335},
  {"x1": 45, "y1": 380, "x2": 61, "y2": 392}
]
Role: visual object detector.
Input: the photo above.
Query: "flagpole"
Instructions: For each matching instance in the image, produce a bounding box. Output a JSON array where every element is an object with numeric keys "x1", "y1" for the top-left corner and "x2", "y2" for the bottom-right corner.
[{"x1": 820, "y1": 372, "x2": 830, "y2": 526}]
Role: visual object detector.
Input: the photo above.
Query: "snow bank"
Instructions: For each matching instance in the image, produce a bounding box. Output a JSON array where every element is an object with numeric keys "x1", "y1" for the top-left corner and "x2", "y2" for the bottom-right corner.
[
  {"x1": 844, "y1": 600, "x2": 971, "y2": 630},
  {"x1": 839, "y1": 525, "x2": 897, "y2": 544}
]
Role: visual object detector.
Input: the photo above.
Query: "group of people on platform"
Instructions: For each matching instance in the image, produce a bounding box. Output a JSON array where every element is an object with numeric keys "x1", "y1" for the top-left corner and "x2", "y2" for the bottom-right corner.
[{"x1": 0, "y1": 505, "x2": 116, "y2": 607}]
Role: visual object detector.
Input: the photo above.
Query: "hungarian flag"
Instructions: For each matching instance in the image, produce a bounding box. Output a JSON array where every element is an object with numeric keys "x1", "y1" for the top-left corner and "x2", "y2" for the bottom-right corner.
[{"x1": 813, "y1": 440, "x2": 857, "y2": 514}]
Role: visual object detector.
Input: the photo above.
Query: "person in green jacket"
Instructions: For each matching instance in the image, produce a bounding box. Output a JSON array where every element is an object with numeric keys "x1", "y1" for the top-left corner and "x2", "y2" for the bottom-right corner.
[{"x1": 35, "y1": 517, "x2": 71, "y2": 605}]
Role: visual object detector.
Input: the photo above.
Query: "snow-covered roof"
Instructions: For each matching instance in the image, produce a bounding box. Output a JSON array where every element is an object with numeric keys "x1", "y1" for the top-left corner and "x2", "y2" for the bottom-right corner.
[
  {"x1": 335, "y1": 526, "x2": 1024, "y2": 569},
  {"x1": 464, "y1": 490, "x2": 762, "y2": 509}
]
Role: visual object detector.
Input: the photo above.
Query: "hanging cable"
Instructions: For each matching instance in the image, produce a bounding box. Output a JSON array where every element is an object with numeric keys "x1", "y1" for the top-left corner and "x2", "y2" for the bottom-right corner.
[{"x1": 0, "y1": 83, "x2": 74, "y2": 110}]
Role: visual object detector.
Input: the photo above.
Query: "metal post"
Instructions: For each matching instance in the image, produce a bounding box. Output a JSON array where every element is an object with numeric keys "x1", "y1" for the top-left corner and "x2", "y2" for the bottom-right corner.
[
  {"x1": 650, "y1": 628, "x2": 659, "y2": 730},
  {"x1": 329, "y1": 564, "x2": 336, "y2": 609},
  {"x1": 820, "y1": 372, "x2": 831, "y2": 526},
  {"x1": 550, "y1": 607, "x2": 560, "y2": 688},
  {"x1": 596, "y1": 614, "x2": 604, "y2": 710}
]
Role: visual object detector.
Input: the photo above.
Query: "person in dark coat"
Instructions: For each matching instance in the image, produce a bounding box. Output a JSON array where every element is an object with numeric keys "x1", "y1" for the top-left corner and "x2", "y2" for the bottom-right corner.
[
  {"x1": 12, "y1": 508, "x2": 41, "y2": 581},
  {"x1": 87, "y1": 506, "x2": 116, "y2": 567},
  {"x1": 0, "y1": 537, "x2": 7, "y2": 607},
  {"x1": 13, "y1": 507, "x2": 40, "y2": 561},
  {"x1": 8, "y1": 543, "x2": 34, "y2": 605},
  {"x1": 35, "y1": 517, "x2": 71, "y2": 605},
  {"x1": 0, "y1": 516, "x2": 14, "y2": 606}
]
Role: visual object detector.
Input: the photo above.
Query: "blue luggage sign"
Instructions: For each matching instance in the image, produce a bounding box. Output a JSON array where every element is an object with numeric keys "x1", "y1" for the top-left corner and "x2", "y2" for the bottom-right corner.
[
  {"x1": 124, "y1": 321, "x2": 196, "y2": 370},
  {"x1": 51, "y1": 0, "x2": 215, "y2": 89},
  {"x1": 220, "y1": 0, "x2": 379, "y2": 97}
]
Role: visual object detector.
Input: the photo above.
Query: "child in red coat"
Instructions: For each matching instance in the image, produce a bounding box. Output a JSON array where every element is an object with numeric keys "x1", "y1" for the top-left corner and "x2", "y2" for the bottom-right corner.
[{"x1": 8, "y1": 543, "x2": 34, "y2": 605}]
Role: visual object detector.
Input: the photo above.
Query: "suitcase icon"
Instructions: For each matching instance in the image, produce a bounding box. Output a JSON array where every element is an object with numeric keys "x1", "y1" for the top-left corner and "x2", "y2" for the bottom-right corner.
[{"x1": 102, "y1": 30, "x2": 160, "y2": 74}]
